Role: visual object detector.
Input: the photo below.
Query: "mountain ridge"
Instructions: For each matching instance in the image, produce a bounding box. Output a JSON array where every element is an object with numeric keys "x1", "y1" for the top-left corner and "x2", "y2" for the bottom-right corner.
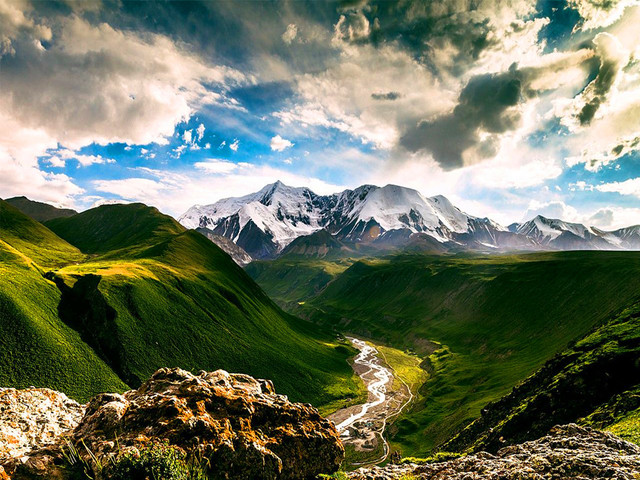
[{"x1": 180, "y1": 181, "x2": 640, "y2": 259}]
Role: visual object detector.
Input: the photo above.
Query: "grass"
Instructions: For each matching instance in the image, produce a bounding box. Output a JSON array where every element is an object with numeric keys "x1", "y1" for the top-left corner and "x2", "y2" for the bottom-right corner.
[
  {"x1": 249, "y1": 251, "x2": 640, "y2": 455},
  {"x1": 606, "y1": 409, "x2": 640, "y2": 445},
  {"x1": 245, "y1": 258, "x2": 354, "y2": 309},
  {"x1": 377, "y1": 344, "x2": 428, "y2": 394},
  {"x1": 0, "y1": 243, "x2": 127, "y2": 399},
  {"x1": 0, "y1": 201, "x2": 363, "y2": 409},
  {"x1": 443, "y1": 302, "x2": 640, "y2": 452}
]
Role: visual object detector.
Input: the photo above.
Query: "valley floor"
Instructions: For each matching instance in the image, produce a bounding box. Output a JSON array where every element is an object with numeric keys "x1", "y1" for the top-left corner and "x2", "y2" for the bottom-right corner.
[{"x1": 329, "y1": 337, "x2": 423, "y2": 468}]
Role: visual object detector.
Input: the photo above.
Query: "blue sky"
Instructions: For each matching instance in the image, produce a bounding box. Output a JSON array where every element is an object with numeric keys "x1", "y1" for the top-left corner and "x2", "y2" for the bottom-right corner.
[{"x1": 1, "y1": 0, "x2": 640, "y2": 228}]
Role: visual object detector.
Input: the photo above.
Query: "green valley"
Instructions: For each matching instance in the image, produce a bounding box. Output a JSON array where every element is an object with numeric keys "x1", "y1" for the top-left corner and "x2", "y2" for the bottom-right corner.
[
  {"x1": 0, "y1": 200, "x2": 364, "y2": 410},
  {"x1": 247, "y1": 252, "x2": 640, "y2": 455}
]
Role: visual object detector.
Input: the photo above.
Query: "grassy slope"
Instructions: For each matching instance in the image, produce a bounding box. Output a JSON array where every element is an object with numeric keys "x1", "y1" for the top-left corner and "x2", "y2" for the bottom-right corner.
[
  {"x1": 245, "y1": 258, "x2": 353, "y2": 309},
  {"x1": 443, "y1": 302, "x2": 640, "y2": 452},
  {"x1": 42, "y1": 204, "x2": 363, "y2": 408},
  {"x1": 249, "y1": 252, "x2": 640, "y2": 455},
  {"x1": 5, "y1": 196, "x2": 77, "y2": 222},
  {"x1": 0, "y1": 201, "x2": 127, "y2": 399},
  {"x1": 0, "y1": 200, "x2": 84, "y2": 267}
]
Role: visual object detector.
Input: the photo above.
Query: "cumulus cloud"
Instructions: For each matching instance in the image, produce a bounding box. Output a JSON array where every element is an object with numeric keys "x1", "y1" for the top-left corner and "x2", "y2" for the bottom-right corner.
[
  {"x1": 270, "y1": 135, "x2": 294, "y2": 152},
  {"x1": 570, "y1": 0, "x2": 640, "y2": 30},
  {"x1": 401, "y1": 49, "x2": 594, "y2": 168},
  {"x1": 196, "y1": 123, "x2": 205, "y2": 141},
  {"x1": 43, "y1": 148, "x2": 116, "y2": 168},
  {"x1": 0, "y1": 5, "x2": 248, "y2": 204},
  {"x1": 576, "y1": 33, "x2": 627, "y2": 126},
  {"x1": 229, "y1": 139, "x2": 239, "y2": 151},
  {"x1": 595, "y1": 177, "x2": 640, "y2": 197},
  {"x1": 92, "y1": 164, "x2": 345, "y2": 216},
  {"x1": 282, "y1": 23, "x2": 297, "y2": 44}
]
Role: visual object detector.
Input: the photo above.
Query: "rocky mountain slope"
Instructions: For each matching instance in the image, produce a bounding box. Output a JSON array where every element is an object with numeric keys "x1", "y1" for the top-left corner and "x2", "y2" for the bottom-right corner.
[
  {"x1": 180, "y1": 182, "x2": 640, "y2": 259},
  {"x1": 341, "y1": 424, "x2": 640, "y2": 479},
  {"x1": 196, "y1": 227, "x2": 253, "y2": 265},
  {"x1": 509, "y1": 215, "x2": 640, "y2": 250},
  {"x1": 0, "y1": 368, "x2": 343, "y2": 480}
]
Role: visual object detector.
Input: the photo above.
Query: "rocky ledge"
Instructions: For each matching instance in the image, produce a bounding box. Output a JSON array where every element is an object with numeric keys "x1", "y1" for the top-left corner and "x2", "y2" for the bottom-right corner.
[
  {"x1": 0, "y1": 368, "x2": 343, "y2": 479},
  {"x1": 346, "y1": 424, "x2": 640, "y2": 479}
]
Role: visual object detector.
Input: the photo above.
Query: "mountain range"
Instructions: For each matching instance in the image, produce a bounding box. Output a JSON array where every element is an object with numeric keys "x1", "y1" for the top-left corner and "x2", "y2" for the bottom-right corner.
[{"x1": 179, "y1": 182, "x2": 640, "y2": 260}]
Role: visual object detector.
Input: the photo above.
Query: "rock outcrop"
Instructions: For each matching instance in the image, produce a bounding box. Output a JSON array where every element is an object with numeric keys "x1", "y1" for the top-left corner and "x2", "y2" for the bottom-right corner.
[
  {"x1": 346, "y1": 424, "x2": 640, "y2": 479},
  {"x1": 0, "y1": 388, "x2": 83, "y2": 462},
  {"x1": 0, "y1": 368, "x2": 343, "y2": 479}
]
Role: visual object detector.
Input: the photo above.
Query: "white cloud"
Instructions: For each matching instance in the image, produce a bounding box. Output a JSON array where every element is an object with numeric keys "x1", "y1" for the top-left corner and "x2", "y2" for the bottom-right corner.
[
  {"x1": 524, "y1": 200, "x2": 580, "y2": 222},
  {"x1": 282, "y1": 23, "x2": 297, "y2": 44},
  {"x1": 229, "y1": 139, "x2": 239, "y2": 152},
  {"x1": 570, "y1": 0, "x2": 640, "y2": 30},
  {"x1": 270, "y1": 135, "x2": 294, "y2": 152},
  {"x1": 522, "y1": 198, "x2": 640, "y2": 230},
  {"x1": 92, "y1": 164, "x2": 345, "y2": 217},
  {"x1": 194, "y1": 158, "x2": 238, "y2": 174},
  {"x1": 587, "y1": 206, "x2": 640, "y2": 229},
  {"x1": 595, "y1": 177, "x2": 640, "y2": 197},
  {"x1": 182, "y1": 130, "x2": 193, "y2": 144},
  {"x1": 0, "y1": 6, "x2": 249, "y2": 205},
  {"x1": 569, "y1": 181, "x2": 595, "y2": 191},
  {"x1": 196, "y1": 123, "x2": 205, "y2": 141},
  {"x1": 276, "y1": 41, "x2": 455, "y2": 150},
  {"x1": 43, "y1": 148, "x2": 116, "y2": 167}
]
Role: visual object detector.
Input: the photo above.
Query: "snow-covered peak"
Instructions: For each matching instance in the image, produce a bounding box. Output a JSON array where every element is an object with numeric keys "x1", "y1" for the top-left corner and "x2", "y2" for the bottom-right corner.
[
  {"x1": 178, "y1": 182, "x2": 508, "y2": 255},
  {"x1": 179, "y1": 181, "x2": 328, "y2": 250},
  {"x1": 515, "y1": 215, "x2": 594, "y2": 241}
]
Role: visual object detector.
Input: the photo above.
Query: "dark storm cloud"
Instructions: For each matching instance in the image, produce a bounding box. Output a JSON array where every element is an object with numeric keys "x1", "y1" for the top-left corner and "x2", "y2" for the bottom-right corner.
[
  {"x1": 371, "y1": 91, "x2": 401, "y2": 100},
  {"x1": 398, "y1": 47, "x2": 597, "y2": 169},
  {"x1": 401, "y1": 68, "x2": 525, "y2": 169},
  {"x1": 578, "y1": 33, "x2": 625, "y2": 125},
  {"x1": 333, "y1": 0, "x2": 516, "y2": 77}
]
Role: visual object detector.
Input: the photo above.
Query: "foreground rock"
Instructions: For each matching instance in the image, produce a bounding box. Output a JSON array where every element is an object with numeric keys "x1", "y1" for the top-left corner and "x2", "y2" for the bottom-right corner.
[
  {"x1": 346, "y1": 424, "x2": 640, "y2": 479},
  {"x1": 1, "y1": 368, "x2": 343, "y2": 479},
  {"x1": 0, "y1": 388, "x2": 83, "y2": 462}
]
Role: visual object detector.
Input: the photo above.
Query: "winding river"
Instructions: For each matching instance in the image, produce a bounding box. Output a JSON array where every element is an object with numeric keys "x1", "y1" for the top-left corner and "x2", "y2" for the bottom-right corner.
[{"x1": 328, "y1": 336, "x2": 413, "y2": 465}]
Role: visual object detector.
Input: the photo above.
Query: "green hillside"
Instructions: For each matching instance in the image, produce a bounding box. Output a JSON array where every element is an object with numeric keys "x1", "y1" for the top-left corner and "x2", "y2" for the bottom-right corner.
[
  {"x1": 0, "y1": 200, "x2": 84, "y2": 267},
  {"x1": 0, "y1": 202, "x2": 363, "y2": 409},
  {"x1": 45, "y1": 203, "x2": 184, "y2": 257},
  {"x1": 442, "y1": 301, "x2": 640, "y2": 452},
  {"x1": 249, "y1": 252, "x2": 640, "y2": 454},
  {"x1": 0, "y1": 201, "x2": 127, "y2": 399},
  {"x1": 245, "y1": 258, "x2": 353, "y2": 308},
  {"x1": 5, "y1": 196, "x2": 77, "y2": 222}
]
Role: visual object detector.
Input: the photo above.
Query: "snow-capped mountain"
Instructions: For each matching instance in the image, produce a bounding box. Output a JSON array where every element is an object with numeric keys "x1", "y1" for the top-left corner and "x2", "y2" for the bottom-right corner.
[
  {"x1": 179, "y1": 181, "x2": 512, "y2": 258},
  {"x1": 509, "y1": 215, "x2": 640, "y2": 250},
  {"x1": 180, "y1": 182, "x2": 640, "y2": 259},
  {"x1": 180, "y1": 181, "x2": 332, "y2": 258}
]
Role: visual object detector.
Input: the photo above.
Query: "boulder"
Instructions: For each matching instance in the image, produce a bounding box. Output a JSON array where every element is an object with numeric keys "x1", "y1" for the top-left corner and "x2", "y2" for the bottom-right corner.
[
  {"x1": 0, "y1": 388, "x2": 83, "y2": 462},
  {"x1": 346, "y1": 424, "x2": 640, "y2": 479},
  {"x1": 1, "y1": 368, "x2": 343, "y2": 479}
]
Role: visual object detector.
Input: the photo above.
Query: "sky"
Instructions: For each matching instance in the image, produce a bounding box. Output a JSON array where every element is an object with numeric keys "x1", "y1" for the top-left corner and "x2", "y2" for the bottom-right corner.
[{"x1": 1, "y1": 0, "x2": 640, "y2": 228}]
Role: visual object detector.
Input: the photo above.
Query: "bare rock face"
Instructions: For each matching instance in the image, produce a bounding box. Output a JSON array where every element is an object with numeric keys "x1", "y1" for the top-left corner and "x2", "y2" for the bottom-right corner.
[
  {"x1": 347, "y1": 424, "x2": 640, "y2": 479},
  {"x1": 0, "y1": 388, "x2": 83, "y2": 462},
  {"x1": 1, "y1": 368, "x2": 343, "y2": 480}
]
